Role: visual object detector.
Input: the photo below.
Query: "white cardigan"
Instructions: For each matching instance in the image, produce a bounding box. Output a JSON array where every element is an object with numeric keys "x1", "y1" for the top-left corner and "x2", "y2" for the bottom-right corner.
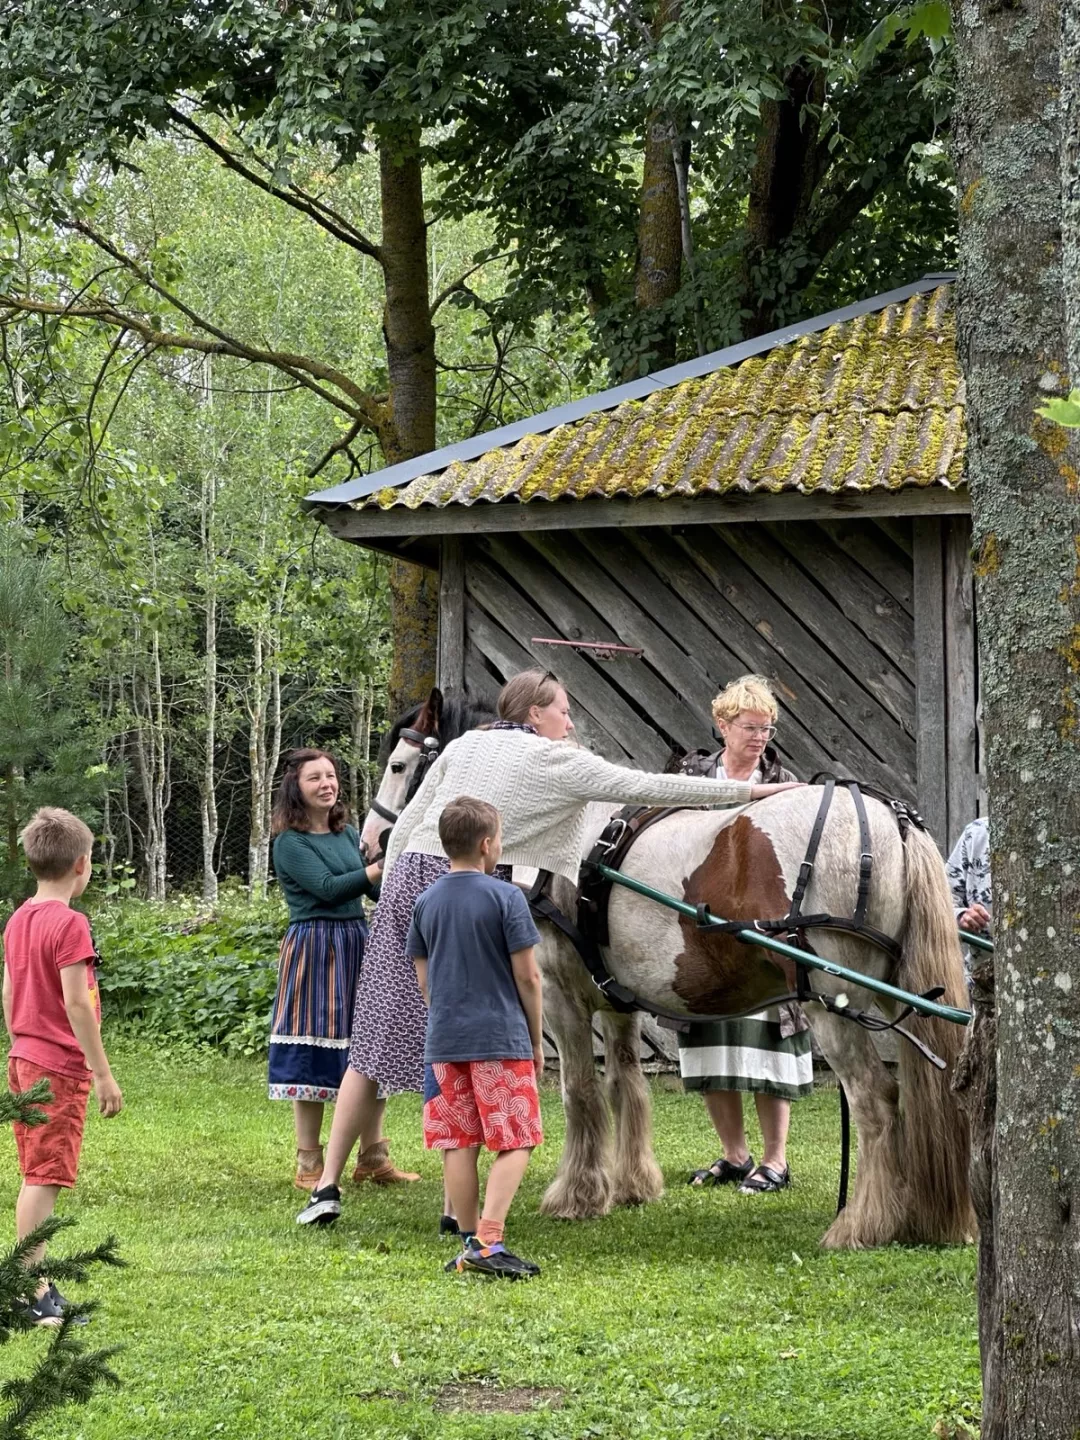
[{"x1": 384, "y1": 728, "x2": 753, "y2": 884}]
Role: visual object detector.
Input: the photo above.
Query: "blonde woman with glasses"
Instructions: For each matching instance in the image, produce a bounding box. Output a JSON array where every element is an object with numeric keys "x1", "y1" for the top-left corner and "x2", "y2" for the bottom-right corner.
[{"x1": 680, "y1": 675, "x2": 813, "y2": 1194}]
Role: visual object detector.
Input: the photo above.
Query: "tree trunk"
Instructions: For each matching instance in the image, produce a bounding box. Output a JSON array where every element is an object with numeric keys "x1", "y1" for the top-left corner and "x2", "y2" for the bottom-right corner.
[
  {"x1": 199, "y1": 390, "x2": 220, "y2": 907},
  {"x1": 739, "y1": 60, "x2": 824, "y2": 338},
  {"x1": 379, "y1": 130, "x2": 439, "y2": 715},
  {"x1": 129, "y1": 634, "x2": 169, "y2": 903},
  {"x1": 247, "y1": 625, "x2": 269, "y2": 901},
  {"x1": 629, "y1": 120, "x2": 683, "y2": 376},
  {"x1": 952, "y1": 0, "x2": 1080, "y2": 1430}
]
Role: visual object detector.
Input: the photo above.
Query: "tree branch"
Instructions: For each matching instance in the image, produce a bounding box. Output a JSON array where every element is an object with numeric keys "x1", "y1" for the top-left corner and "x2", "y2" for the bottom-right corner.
[
  {"x1": 429, "y1": 255, "x2": 511, "y2": 318},
  {"x1": 0, "y1": 293, "x2": 388, "y2": 437},
  {"x1": 166, "y1": 108, "x2": 383, "y2": 264}
]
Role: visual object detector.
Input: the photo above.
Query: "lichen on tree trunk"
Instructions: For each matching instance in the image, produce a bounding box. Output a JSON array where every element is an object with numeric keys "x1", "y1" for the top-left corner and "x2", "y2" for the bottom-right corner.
[
  {"x1": 387, "y1": 558, "x2": 437, "y2": 717},
  {"x1": 952, "y1": 0, "x2": 1080, "y2": 1430}
]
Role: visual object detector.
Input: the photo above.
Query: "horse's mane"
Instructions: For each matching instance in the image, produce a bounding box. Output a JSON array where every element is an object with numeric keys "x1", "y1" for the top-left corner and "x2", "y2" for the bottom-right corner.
[{"x1": 378, "y1": 690, "x2": 494, "y2": 764}]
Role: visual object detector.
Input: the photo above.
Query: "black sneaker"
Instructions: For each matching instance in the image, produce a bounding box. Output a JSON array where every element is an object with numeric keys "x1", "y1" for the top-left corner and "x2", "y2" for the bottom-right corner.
[
  {"x1": 439, "y1": 1214, "x2": 461, "y2": 1240},
  {"x1": 446, "y1": 1238, "x2": 540, "y2": 1280},
  {"x1": 18, "y1": 1287, "x2": 65, "y2": 1327},
  {"x1": 48, "y1": 1285, "x2": 89, "y2": 1327},
  {"x1": 296, "y1": 1184, "x2": 342, "y2": 1226}
]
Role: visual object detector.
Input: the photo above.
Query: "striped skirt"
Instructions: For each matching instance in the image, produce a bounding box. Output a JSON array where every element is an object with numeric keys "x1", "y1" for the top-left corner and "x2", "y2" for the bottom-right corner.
[
  {"x1": 678, "y1": 1011, "x2": 813, "y2": 1101},
  {"x1": 268, "y1": 918, "x2": 366, "y2": 1103}
]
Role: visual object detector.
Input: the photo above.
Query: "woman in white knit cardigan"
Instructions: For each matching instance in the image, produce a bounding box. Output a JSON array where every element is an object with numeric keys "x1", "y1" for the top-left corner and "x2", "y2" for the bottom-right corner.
[{"x1": 299, "y1": 670, "x2": 800, "y2": 1220}]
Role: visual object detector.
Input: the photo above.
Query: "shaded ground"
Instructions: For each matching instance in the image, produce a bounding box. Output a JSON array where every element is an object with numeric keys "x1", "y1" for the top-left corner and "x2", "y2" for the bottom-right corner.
[{"x1": 0, "y1": 1045, "x2": 980, "y2": 1439}]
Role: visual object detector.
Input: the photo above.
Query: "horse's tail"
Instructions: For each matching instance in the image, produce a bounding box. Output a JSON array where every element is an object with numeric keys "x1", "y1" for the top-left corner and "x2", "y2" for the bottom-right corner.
[{"x1": 896, "y1": 823, "x2": 976, "y2": 1244}]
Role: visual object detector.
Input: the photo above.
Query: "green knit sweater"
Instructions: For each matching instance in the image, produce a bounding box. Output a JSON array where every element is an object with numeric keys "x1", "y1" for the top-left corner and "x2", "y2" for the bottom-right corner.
[{"x1": 272, "y1": 826, "x2": 379, "y2": 923}]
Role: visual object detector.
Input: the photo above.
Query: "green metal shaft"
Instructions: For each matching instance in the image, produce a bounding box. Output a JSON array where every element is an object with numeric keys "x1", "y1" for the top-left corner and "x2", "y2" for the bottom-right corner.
[
  {"x1": 594, "y1": 862, "x2": 972, "y2": 1027},
  {"x1": 959, "y1": 929, "x2": 994, "y2": 953}
]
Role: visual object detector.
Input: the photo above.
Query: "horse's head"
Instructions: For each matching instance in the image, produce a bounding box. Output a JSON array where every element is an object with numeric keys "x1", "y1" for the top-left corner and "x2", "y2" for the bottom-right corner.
[
  {"x1": 359, "y1": 688, "x2": 443, "y2": 860},
  {"x1": 359, "y1": 687, "x2": 495, "y2": 860}
]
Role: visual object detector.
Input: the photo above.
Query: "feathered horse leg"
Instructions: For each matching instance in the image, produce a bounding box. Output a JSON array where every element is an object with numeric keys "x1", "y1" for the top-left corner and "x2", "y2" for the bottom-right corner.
[
  {"x1": 538, "y1": 933, "x2": 614, "y2": 1220},
  {"x1": 808, "y1": 1005, "x2": 907, "y2": 1249},
  {"x1": 597, "y1": 1010, "x2": 664, "y2": 1208}
]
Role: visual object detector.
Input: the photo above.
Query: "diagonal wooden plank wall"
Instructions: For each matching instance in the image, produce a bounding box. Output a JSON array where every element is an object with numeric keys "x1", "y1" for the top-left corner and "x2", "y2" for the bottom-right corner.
[{"x1": 460, "y1": 518, "x2": 925, "y2": 801}]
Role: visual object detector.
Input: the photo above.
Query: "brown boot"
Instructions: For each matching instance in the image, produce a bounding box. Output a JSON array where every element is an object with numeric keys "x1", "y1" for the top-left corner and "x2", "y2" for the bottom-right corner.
[
  {"x1": 352, "y1": 1139, "x2": 420, "y2": 1185},
  {"x1": 295, "y1": 1146, "x2": 324, "y2": 1191}
]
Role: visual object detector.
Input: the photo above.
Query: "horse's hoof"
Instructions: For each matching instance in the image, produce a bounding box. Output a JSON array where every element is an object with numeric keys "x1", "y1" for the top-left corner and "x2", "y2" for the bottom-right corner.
[
  {"x1": 820, "y1": 1209, "x2": 892, "y2": 1250},
  {"x1": 539, "y1": 1176, "x2": 613, "y2": 1220},
  {"x1": 611, "y1": 1165, "x2": 664, "y2": 1208}
]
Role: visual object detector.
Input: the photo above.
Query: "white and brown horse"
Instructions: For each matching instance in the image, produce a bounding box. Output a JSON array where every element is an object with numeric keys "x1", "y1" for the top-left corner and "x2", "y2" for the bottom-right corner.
[
  {"x1": 533, "y1": 793, "x2": 974, "y2": 1250},
  {"x1": 362, "y1": 702, "x2": 973, "y2": 1251}
]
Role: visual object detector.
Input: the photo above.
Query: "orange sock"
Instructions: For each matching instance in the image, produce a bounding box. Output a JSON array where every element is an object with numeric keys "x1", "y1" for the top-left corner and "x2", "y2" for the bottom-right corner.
[{"x1": 476, "y1": 1218, "x2": 504, "y2": 1247}]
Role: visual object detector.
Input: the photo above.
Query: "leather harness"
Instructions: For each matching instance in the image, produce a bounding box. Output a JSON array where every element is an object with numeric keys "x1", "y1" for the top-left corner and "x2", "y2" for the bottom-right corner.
[
  {"x1": 367, "y1": 727, "x2": 441, "y2": 853},
  {"x1": 526, "y1": 776, "x2": 947, "y2": 1068}
]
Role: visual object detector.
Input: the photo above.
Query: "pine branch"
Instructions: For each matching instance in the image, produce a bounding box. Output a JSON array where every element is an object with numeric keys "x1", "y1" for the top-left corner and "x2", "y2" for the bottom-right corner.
[
  {"x1": 0, "y1": 1322, "x2": 121, "y2": 1440},
  {"x1": 0, "y1": 1081, "x2": 52, "y2": 1130}
]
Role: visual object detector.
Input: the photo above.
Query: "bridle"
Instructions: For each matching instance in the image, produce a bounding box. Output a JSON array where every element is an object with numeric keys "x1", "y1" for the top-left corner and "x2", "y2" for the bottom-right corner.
[{"x1": 367, "y1": 726, "x2": 441, "y2": 841}]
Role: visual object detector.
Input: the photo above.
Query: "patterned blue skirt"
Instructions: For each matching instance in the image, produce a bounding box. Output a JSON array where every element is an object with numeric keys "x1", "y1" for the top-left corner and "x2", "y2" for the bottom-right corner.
[{"x1": 268, "y1": 918, "x2": 366, "y2": 1102}]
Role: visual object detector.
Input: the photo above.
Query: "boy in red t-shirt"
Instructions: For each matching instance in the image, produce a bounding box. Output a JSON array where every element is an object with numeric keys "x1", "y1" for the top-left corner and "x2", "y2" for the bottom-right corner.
[{"x1": 2, "y1": 808, "x2": 122, "y2": 1326}]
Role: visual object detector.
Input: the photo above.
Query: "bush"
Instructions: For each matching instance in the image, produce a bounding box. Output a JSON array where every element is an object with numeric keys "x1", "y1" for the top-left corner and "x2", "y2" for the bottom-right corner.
[{"x1": 92, "y1": 889, "x2": 287, "y2": 1056}]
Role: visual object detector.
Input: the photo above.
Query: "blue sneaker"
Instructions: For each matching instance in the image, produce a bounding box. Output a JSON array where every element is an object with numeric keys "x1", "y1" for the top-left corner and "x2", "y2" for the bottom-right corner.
[{"x1": 445, "y1": 1237, "x2": 540, "y2": 1280}]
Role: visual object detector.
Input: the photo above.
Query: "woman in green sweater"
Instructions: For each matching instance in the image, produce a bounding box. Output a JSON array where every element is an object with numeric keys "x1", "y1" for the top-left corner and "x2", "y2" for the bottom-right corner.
[{"x1": 269, "y1": 749, "x2": 384, "y2": 1189}]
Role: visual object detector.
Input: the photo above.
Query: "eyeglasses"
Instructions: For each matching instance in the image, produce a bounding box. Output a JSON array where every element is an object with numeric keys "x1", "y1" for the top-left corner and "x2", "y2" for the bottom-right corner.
[{"x1": 730, "y1": 723, "x2": 777, "y2": 739}]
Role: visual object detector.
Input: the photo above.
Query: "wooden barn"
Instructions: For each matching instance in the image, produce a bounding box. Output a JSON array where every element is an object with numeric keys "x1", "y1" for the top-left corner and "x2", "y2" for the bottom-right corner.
[{"x1": 308, "y1": 274, "x2": 977, "y2": 855}]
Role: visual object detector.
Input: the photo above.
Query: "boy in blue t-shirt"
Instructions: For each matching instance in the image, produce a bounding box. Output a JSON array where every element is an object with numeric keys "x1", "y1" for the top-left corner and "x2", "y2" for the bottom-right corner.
[{"x1": 407, "y1": 795, "x2": 544, "y2": 1280}]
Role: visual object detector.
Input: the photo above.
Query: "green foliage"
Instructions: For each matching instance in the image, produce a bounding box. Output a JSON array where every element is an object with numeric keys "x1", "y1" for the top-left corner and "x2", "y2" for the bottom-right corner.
[
  {"x1": 0, "y1": 1045, "x2": 981, "y2": 1439},
  {"x1": 92, "y1": 893, "x2": 287, "y2": 1055},
  {"x1": 0, "y1": 528, "x2": 106, "y2": 898},
  {"x1": 1036, "y1": 388, "x2": 1080, "y2": 427}
]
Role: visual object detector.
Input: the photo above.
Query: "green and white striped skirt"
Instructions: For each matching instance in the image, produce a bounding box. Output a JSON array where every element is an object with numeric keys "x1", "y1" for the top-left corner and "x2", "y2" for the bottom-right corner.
[{"x1": 678, "y1": 1011, "x2": 813, "y2": 1101}]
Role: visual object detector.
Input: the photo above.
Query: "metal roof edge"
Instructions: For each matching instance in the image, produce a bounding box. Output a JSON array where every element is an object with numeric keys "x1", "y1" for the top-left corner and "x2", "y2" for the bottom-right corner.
[{"x1": 304, "y1": 272, "x2": 953, "y2": 508}]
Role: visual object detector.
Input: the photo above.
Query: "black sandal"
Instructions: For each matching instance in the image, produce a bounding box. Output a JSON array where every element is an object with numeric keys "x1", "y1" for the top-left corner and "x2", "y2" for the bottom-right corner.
[
  {"x1": 688, "y1": 1154, "x2": 756, "y2": 1187},
  {"x1": 738, "y1": 1163, "x2": 791, "y2": 1194}
]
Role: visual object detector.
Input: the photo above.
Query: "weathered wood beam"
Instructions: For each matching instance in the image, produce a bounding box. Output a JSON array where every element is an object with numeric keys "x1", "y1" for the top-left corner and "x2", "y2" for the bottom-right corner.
[
  {"x1": 944, "y1": 515, "x2": 978, "y2": 848},
  {"x1": 913, "y1": 517, "x2": 948, "y2": 849},
  {"x1": 436, "y1": 536, "x2": 465, "y2": 694},
  {"x1": 313, "y1": 484, "x2": 970, "y2": 546}
]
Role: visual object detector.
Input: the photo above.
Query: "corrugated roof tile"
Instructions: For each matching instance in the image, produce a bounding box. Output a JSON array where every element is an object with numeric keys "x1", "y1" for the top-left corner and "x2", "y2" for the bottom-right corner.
[{"x1": 354, "y1": 284, "x2": 963, "y2": 513}]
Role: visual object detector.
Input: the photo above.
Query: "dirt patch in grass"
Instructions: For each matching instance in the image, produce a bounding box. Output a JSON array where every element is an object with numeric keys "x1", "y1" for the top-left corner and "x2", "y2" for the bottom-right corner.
[{"x1": 434, "y1": 1381, "x2": 565, "y2": 1413}]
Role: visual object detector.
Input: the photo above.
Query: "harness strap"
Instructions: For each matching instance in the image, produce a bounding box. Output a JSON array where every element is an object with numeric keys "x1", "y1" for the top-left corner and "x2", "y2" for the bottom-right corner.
[
  {"x1": 849, "y1": 780, "x2": 873, "y2": 928},
  {"x1": 787, "y1": 778, "x2": 835, "y2": 935},
  {"x1": 525, "y1": 871, "x2": 638, "y2": 1013}
]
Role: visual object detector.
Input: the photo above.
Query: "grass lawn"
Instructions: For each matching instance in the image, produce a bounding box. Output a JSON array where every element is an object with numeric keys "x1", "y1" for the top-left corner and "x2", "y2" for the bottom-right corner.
[{"x1": 0, "y1": 1044, "x2": 980, "y2": 1440}]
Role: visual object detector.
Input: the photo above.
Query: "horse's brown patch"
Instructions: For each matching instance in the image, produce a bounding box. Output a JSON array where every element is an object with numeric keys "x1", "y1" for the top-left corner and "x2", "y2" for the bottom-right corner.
[{"x1": 672, "y1": 814, "x2": 795, "y2": 1014}]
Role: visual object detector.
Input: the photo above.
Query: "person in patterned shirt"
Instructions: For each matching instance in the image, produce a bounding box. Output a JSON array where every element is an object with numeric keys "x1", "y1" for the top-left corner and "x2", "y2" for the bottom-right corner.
[
  {"x1": 946, "y1": 816, "x2": 991, "y2": 936},
  {"x1": 946, "y1": 816, "x2": 991, "y2": 982}
]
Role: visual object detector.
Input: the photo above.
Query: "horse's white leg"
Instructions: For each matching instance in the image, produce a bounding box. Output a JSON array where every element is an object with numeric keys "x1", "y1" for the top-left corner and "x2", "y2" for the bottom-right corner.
[
  {"x1": 538, "y1": 953, "x2": 614, "y2": 1220},
  {"x1": 807, "y1": 1006, "x2": 907, "y2": 1250},
  {"x1": 596, "y1": 1010, "x2": 664, "y2": 1208}
]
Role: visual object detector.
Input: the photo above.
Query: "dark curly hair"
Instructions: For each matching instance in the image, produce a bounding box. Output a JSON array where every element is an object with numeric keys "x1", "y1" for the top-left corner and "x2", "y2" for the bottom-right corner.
[{"x1": 271, "y1": 749, "x2": 350, "y2": 836}]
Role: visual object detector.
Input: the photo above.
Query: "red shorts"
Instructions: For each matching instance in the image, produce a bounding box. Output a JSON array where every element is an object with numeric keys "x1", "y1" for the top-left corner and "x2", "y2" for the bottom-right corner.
[
  {"x1": 423, "y1": 1059, "x2": 543, "y2": 1152},
  {"x1": 8, "y1": 1057, "x2": 92, "y2": 1189}
]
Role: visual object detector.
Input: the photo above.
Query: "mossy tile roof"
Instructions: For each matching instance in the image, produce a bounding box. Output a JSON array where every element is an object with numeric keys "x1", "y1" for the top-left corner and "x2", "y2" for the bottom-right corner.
[{"x1": 360, "y1": 284, "x2": 963, "y2": 513}]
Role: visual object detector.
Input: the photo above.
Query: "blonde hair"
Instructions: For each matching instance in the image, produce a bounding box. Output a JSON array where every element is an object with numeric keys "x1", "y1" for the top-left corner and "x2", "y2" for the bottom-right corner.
[
  {"x1": 711, "y1": 674, "x2": 779, "y2": 728},
  {"x1": 20, "y1": 807, "x2": 94, "y2": 880},
  {"x1": 497, "y1": 668, "x2": 561, "y2": 724}
]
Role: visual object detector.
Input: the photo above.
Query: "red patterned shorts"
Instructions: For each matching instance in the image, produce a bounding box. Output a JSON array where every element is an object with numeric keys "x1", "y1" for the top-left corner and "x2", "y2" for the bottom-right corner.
[
  {"x1": 8, "y1": 1057, "x2": 92, "y2": 1189},
  {"x1": 423, "y1": 1059, "x2": 543, "y2": 1152}
]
